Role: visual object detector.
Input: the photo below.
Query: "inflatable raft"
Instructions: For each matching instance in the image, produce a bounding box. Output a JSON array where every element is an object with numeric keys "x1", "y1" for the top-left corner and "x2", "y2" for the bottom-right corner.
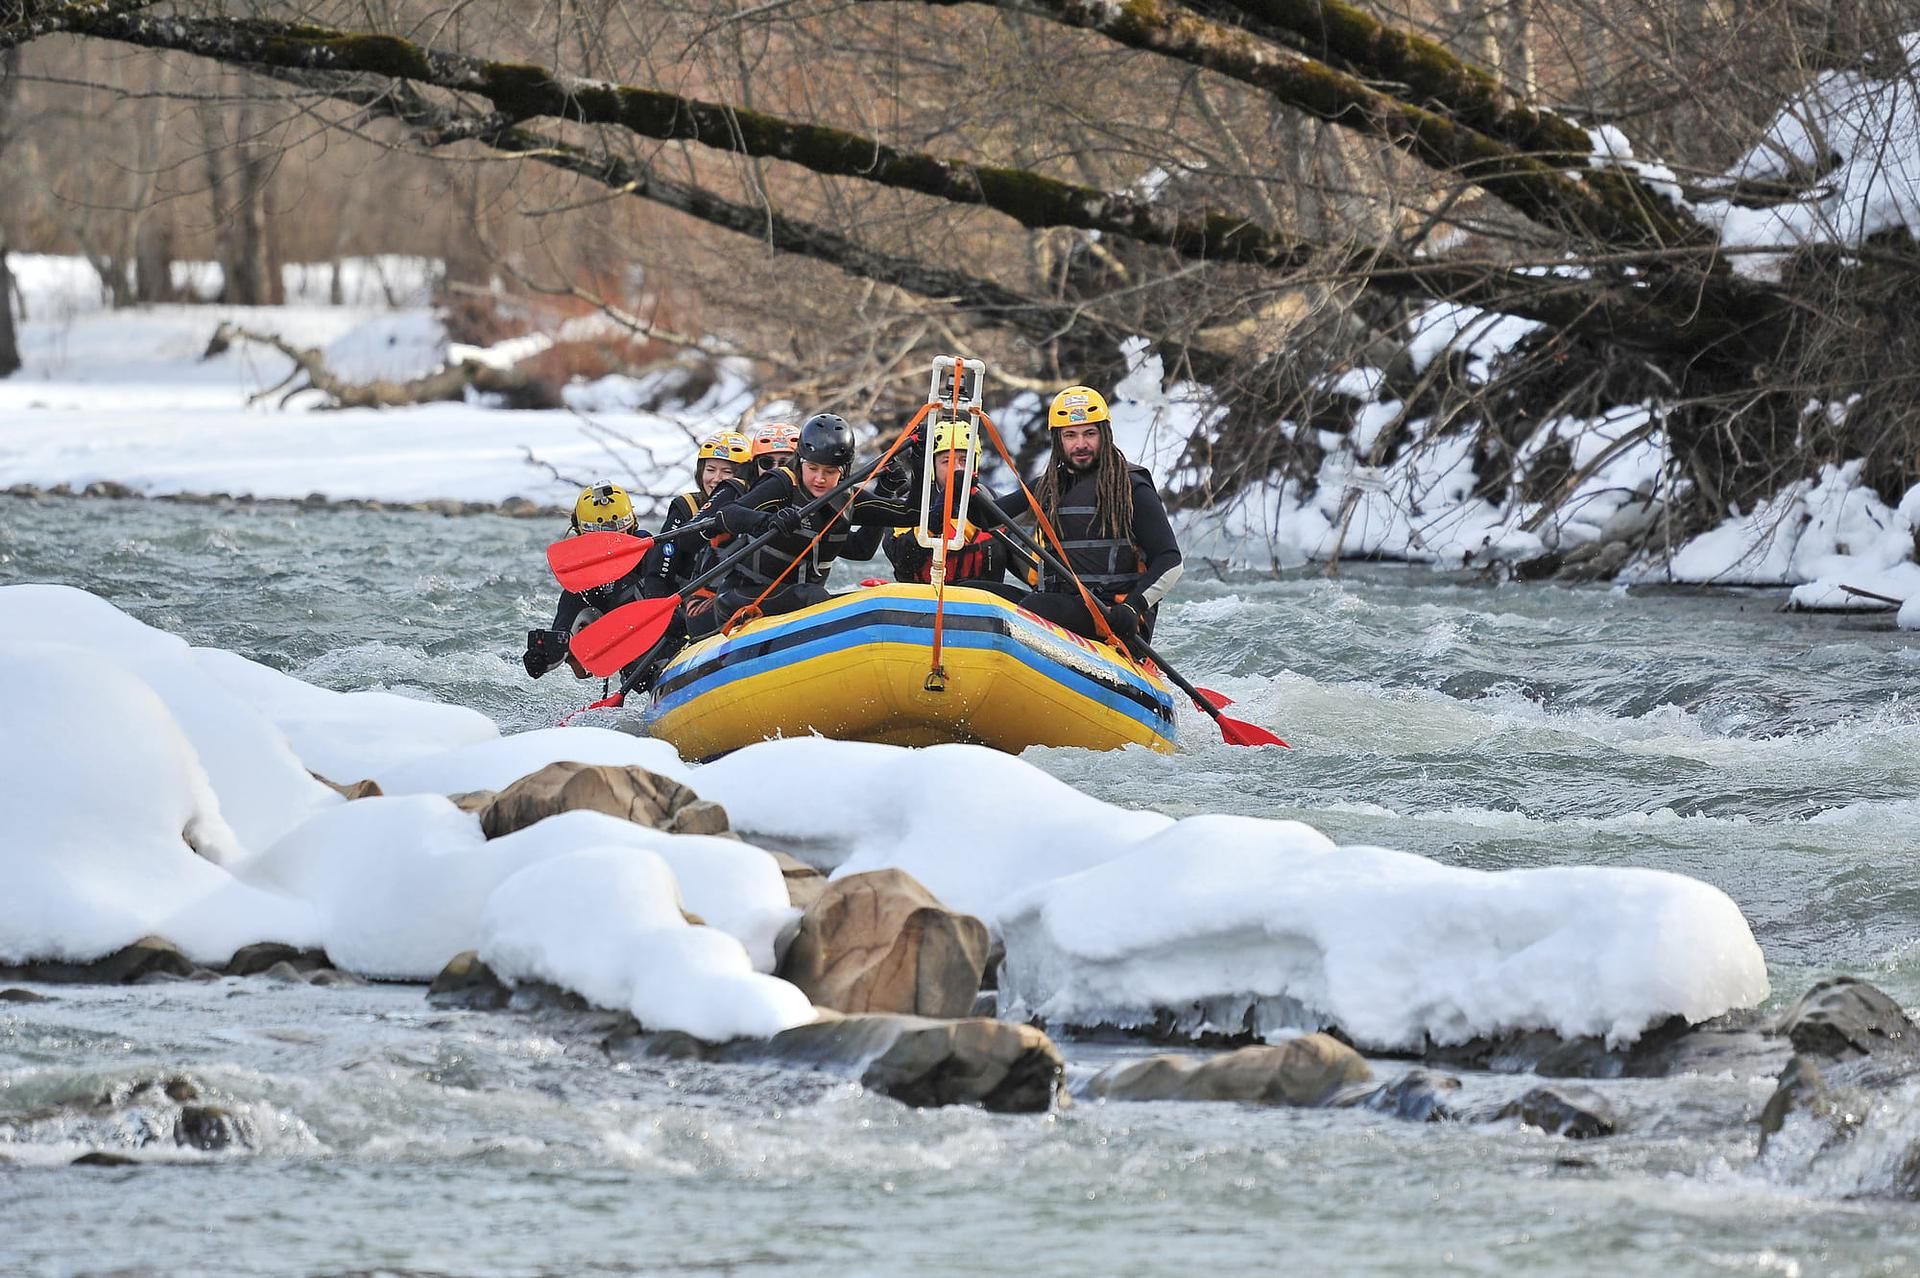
[{"x1": 638, "y1": 584, "x2": 1178, "y2": 758}]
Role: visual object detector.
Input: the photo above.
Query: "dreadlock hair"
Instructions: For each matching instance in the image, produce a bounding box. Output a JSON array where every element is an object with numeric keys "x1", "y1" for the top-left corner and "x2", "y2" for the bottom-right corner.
[{"x1": 1034, "y1": 423, "x2": 1134, "y2": 540}]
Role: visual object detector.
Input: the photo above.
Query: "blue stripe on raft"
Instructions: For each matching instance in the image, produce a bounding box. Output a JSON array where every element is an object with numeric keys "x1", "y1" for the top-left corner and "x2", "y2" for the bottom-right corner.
[
  {"x1": 653, "y1": 594, "x2": 1171, "y2": 707},
  {"x1": 644, "y1": 600, "x2": 1175, "y2": 735}
]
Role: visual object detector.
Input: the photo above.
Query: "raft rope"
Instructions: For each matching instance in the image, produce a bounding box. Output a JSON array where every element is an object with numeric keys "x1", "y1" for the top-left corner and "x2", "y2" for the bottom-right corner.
[{"x1": 721, "y1": 402, "x2": 935, "y2": 636}]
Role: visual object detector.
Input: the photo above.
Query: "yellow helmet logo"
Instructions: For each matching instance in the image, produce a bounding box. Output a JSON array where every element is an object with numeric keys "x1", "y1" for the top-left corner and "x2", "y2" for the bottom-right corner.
[
  {"x1": 1048, "y1": 385, "x2": 1110, "y2": 429},
  {"x1": 699, "y1": 430, "x2": 754, "y2": 464},
  {"x1": 573, "y1": 480, "x2": 637, "y2": 532}
]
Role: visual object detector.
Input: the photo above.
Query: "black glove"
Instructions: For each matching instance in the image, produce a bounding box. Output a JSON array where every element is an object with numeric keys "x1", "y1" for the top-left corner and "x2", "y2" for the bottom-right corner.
[
  {"x1": 875, "y1": 461, "x2": 914, "y2": 500},
  {"x1": 771, "y1": 505, "x2": 807, "y2": 537},
  {"x1": 523, "y1": 628, "x2": 568, "y2": 678},
  {"x1": 1103, "y1": 600, "x2": 1141, "y2": 642}
]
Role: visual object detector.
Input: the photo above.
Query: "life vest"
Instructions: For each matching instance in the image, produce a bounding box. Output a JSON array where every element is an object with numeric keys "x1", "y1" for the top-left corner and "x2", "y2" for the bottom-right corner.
[
  {"x1": 651, "y1": 490, "x2": 706, "y2": 584},
  {"x1": 1039, "y1": 464, "x2": 1148, "y2": 599},
  {"x1": 895, "y1": 524, "x2": 998, "y2": 583},
  {"x1": 722, "y1": 466, "x2": 841, "y2": 592}
]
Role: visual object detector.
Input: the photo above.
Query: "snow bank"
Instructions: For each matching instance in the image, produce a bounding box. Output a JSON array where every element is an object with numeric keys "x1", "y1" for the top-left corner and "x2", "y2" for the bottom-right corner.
[
  {"x1": 0, "y1": 643, "x2": 319, "y2": 966},
  {"x1": 995, "y1": 814, "x2": 1768, "y2": 1050},
  {"x1": 478, "y1": 849, "x2": 811, "y2": 1041},
  {"x1": 696, "y1": 740, "x2": 1767, "y2": 1049},
  {"x1": 373, "y1": 726, "x2": 690, "y2": 796}
]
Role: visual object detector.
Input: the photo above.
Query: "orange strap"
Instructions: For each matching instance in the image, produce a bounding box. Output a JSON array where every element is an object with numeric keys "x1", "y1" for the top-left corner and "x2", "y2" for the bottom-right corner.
[
  {"x1": 722, "y1": 403, "x2": 936, "y2": 635},
  {"x1": 972, "y1": 409, "x2": 1132, "y2": 655}
]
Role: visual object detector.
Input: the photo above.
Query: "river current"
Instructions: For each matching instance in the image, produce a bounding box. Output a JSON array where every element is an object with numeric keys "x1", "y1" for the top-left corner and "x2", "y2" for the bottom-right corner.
[{"x1": 3, "y1": 496, "x2": 1918, "y2": 1275}]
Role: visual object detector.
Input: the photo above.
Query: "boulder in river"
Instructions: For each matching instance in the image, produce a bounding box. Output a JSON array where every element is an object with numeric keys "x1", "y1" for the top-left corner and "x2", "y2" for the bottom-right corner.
[
  {"x1": 777, "y1": 869, "x2": 988, "y2": 1019},
  {"x1": 1775, "y1": 977, "x2": 1917, "y2": 1062},
  {"x1": 1494, "y1": 1086, "x2": 1617, "y2": 1139},
  {"x1": 477, "y1": 761, "x2": 714, "y2": 838},
  {"x1": 0, "y1": 936, "x2": 197, "y2": 985},
  {"x1": 1342, "y1": 1068, "x2": 1463, "y2": 1122},
  {"x1": 622, "y1": 1010, "x2": 1063, "y2": 1113},
  {"x1": 1085, "y1": 1036, "x2": 1371, "y2": 1107},
  {"x1": 427, "y1": 951, "x2": 512, "y2": 1010},
  {"x1": 225, "y1": 942, "x2": 332, "y2": 978}
]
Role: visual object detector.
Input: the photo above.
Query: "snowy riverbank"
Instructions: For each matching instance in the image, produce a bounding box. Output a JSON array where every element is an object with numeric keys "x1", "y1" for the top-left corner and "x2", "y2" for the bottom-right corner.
[{"x1": 7, "y1": 252, "x2": 1920, "y2": 625}]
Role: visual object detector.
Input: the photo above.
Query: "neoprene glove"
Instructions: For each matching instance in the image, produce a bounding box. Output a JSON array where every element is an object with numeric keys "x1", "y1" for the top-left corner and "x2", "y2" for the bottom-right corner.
[
  {"x1": 1103, "y1": 600, "x2": 1141, "y2": 642},
  {"x1": 772, "y1": 505, "x2": 807, "y2": 537},
  {"x1": 523, "y1": 628, "x2": 567, "y2": 678},
  {"x1": 969, "y1": 490, "x2": 1006, "y2": 528},
  {"x1": 874, "y1": 462, "x2": 914, "y2": 500}
]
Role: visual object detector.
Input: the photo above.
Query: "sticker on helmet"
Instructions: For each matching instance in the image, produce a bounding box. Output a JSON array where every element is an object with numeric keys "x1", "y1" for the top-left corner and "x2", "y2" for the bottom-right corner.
[
  {"x1": 1061, "y1": 393, "x2": 1089, "y2": 407},
  {"x1": 1068, "y1": 408, "x2": 1087, "y2": 421}
]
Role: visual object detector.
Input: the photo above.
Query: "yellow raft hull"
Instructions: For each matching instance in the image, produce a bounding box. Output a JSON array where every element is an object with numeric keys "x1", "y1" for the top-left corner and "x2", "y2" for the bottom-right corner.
[{"x1": 638, "y1": 584, "x2": 1178, "y2": 758}]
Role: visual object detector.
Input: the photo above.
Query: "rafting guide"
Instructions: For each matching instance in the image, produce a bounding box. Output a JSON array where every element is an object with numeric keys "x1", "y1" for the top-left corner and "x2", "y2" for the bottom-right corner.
[{"x1": 528, "y1": 355, "x2": 1282, "y2": 752}]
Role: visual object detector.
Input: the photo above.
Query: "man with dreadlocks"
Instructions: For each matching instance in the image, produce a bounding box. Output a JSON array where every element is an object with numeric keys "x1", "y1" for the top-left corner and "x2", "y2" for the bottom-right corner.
[{"x1": 989, "y1": 385, "x2": 1182, "y2": 646}]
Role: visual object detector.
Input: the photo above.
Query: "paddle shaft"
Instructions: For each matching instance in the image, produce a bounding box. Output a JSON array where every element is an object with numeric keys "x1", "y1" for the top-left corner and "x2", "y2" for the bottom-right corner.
[{"x1": 981, "y1": 515, "x2": 1229, "y2": 728}]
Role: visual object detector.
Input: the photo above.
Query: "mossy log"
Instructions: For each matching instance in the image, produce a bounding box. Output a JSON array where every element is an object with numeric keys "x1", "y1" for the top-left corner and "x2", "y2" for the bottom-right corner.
[
  {"x1": 905, "y1": 0, "x2": 1704, "y2": 252},
  {"x1": 0, "y1": 0, "x2": 157, "y2": 51}
]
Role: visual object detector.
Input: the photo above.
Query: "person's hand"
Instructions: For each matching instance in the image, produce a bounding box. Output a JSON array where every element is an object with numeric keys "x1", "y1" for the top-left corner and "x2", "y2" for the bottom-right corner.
[
  {"x1": 969, "y1": 488, "x2": 1005, "y2": 528},
  {"x1": 771, "y1": 505, "x2": 806, "y2": 537},
  {"x1": 1103, "y1": 600, "x2": 1141, "y2": 642},
  {"x1": 875, "y1": 461, "x2": 914, "y2": 500},
  {"x1": 523, "y1": 628, "x2": 567, "y2": 678}
]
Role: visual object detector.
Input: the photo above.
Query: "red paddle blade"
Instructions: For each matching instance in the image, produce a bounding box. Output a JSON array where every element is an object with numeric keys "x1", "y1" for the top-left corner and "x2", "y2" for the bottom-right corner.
[
  {"x1": 1195, "y1": 687, "x2": 1234, "y2": 709},
  {"x1": 547, "y1": 532, "x2": 653, "y2": 593},
  {"x1": 569, "y1": 597, "x2": 677, "y2": 676},
  {"x1": 557, "y1": 693, "x2": 626, "y2": 726},
  {"x1": 1216, "y1": 713, "x2": 1288, "y2": 749}
]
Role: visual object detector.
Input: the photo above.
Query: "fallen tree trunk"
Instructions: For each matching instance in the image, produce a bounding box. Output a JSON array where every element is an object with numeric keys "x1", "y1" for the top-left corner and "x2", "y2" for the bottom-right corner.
[{"x1": 204, "y1": 322, "x2": 557, "y2": 410}]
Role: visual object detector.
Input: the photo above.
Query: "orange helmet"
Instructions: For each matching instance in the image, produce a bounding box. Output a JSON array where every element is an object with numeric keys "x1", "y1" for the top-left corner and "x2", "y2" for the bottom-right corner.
[{"x1": 752, "y1": 422, "x2": 801, "y2": 458}]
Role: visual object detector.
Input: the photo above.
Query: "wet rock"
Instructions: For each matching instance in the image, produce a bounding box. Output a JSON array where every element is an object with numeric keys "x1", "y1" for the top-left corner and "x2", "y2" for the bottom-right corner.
[
  {"x1": 71, "y1": 1151, "x2": 139, "y2": 1167},
  {"x1": 635, "y1": 1012, "x2": 1064, "y2": 1113},
  {"x1": 1343, "y1": 1068, "x2": 1462, "y2": 1122},
  {"x1": 498, "y1": 496, "x2": 539, "y2": 516},
  {"x1": 174, "y1": 1105, "x2": 244, "y2": 1152},
  {"x1": 0, "y1": 936, "x2": 197, "y2": 985},
  {"x1": 1422, "y1": 1012, "x2": 1785, "y2": 1081},
  {"x1": 427, "y1": 951, "x2": 511, "y2": 1009},
  {"x1": 777, "y1": 869, "x2": 988, "y2": 1019},
  {"x1": 307, "y1": 968, "x2": 366, "y2": 988},
  {"x1": 225, "y1": 943, "x2": 331, "y2": 978},
  {"x1": 260, "y1": 961, "x2": 310, "y2": 984},
  {"x1": 1777, "y1": 977, "x2": 1917, "y2": 1062},
  {"x1": 478, "y1": 761, "x2": 706, "y2": 838},
  {"x1": 448, "y1": 789, "x2": 496, "y2": 814},
  {"x1": 83, "y1": 480, "x2": 135, "y2": 500},
  {"x1": 771, "y1": 851, "x2": 827, "y2": 912},
  {"x1": 665, "y1": 799, "x2": 732, "y2": 836},
  {"x1": 1495, "y1": 1086, "x2": 1616, "y2": 1139},
  {"x1": 1085, "y1": 1035, "x2": 1371, "y2": 1107},
  {"x1": 1758, "y1": 1055, "x2": 1834, "y2": 1153},
  {"x1": 0, "y1": 987, "x2": 52, "y2": 1003}
]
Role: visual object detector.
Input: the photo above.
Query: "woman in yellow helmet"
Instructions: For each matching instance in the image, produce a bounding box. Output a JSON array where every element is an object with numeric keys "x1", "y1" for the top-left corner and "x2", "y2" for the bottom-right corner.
[
  {"x1": 987, "y1": 385, "x2": 1183, "y2": 645},
  {"x1": 524, "y1": 479, "x2": 654, "y2": 678},
  {"x1": 643, "y1": 429, "x2": 754, "y2": 595}
]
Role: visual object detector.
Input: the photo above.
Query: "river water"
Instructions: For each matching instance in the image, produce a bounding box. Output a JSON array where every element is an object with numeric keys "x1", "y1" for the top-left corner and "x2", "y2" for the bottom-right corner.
[{"x1": 3, "y1": 496, "x2": 1918, "y2": 1275}]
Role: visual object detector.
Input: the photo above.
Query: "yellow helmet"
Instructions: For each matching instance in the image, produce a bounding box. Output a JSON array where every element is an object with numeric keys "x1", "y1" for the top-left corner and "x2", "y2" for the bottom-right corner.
[
  {"x1": 1048, "y1": 385, "x2": 1110, "y2": 429},
  {"x1": 699, "y1": 430, "x2": 754, "y2": 465},
  {"x1": 573, "y1": 480, "x2": 637, "y2": 532},
  {"x1": 929, "y1": 418, "x2": 979, "y2": 456}
]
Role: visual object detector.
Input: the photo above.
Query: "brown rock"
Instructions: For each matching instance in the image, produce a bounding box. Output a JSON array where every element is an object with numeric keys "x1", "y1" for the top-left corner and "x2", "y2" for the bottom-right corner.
[
  {"x1": 72, "y1": 1151, "x2": 139, "y2": 1167},
  {"x1": 1495, "y1": 1086, "x2": 1617, "y2": 1138},
  {"x1": 225, "y1": 943, "x2": 331, "y2": 977},
  {"x1": 665, "y1": 799, "x2": 732, "y2": 836},
  {"x1": 664, "y1": 1012, "x2": 1063, "y2": 1112},
  {"x1": 772, "y1": 852, "x2": 828, "y2": 912},
  {"x1": 777, "y1": 869, "x2": 988, "y2": 1019},
  {"x1": 447, "y1": 789, "x2": 496, "y2": 814},
  {"x1": 1086, "y1": 1035, "x2": 1371, "y2": 1107},
  {"x1": 477, "y1": 761, "x2": 705, "y2": 838},
  {"x1": 1758, "y1": 1055, "x2": 1832, "y2": 1152},
  {"x1": 310, "y1": 770, "x2": 383, "y2": 800},
  {"x1": 0, "y1": 987, "x2": 52, "y2": 1003}
]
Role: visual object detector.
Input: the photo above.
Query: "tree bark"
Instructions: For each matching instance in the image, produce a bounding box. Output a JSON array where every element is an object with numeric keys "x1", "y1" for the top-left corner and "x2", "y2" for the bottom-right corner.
[
  {"x1": 0, "y1": 243, "x2": 18, "y2": 378},
  {"x1": 0, "y1": 0, "x2": 157, "y2": 51}
]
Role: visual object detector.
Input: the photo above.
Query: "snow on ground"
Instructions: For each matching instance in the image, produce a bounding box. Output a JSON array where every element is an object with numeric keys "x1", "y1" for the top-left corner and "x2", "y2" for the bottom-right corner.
[{"x1": 0, "y1": 584, "x2": 1771, "y2": 1049}]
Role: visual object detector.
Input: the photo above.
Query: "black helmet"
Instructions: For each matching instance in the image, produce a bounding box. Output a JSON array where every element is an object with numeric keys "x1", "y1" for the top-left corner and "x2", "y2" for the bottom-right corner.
[{"x1": 797, "y1": 413, "x2": 855, "y2": 469}]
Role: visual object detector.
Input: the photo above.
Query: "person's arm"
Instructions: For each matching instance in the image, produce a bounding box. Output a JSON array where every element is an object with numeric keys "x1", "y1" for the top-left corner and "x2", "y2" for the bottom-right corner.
[
  {"x1": 1126, "y1": 477, "x2": 1183, "y2": 611},
  {"x1": 719, "y1": 469, "x2": 795, "y2": 535},
  {"x1": 986, "y1": 485, "x2": 1031, "y2": 521},
  {"x1": 884, "y1": 528, "x2": 928, "y2": 579},
  {"x1": 840, "y1": 522, "x2": 889, "y2": 561},
  {"x1": 549, "y1": 589, "x2": 587, "y2": 633}
]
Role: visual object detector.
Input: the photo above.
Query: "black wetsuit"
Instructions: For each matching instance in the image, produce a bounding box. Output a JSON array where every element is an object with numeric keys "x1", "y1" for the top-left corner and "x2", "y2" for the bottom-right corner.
[
  {"x1": 883, "y1": 491, "x2": 1025, "y2": 602},
  {"x1": 689, "y1": 465, "x2": 912, "y2": 638},
  {"x1": 992, "y1": 461, "x2": 1182, "y2": 640}
]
